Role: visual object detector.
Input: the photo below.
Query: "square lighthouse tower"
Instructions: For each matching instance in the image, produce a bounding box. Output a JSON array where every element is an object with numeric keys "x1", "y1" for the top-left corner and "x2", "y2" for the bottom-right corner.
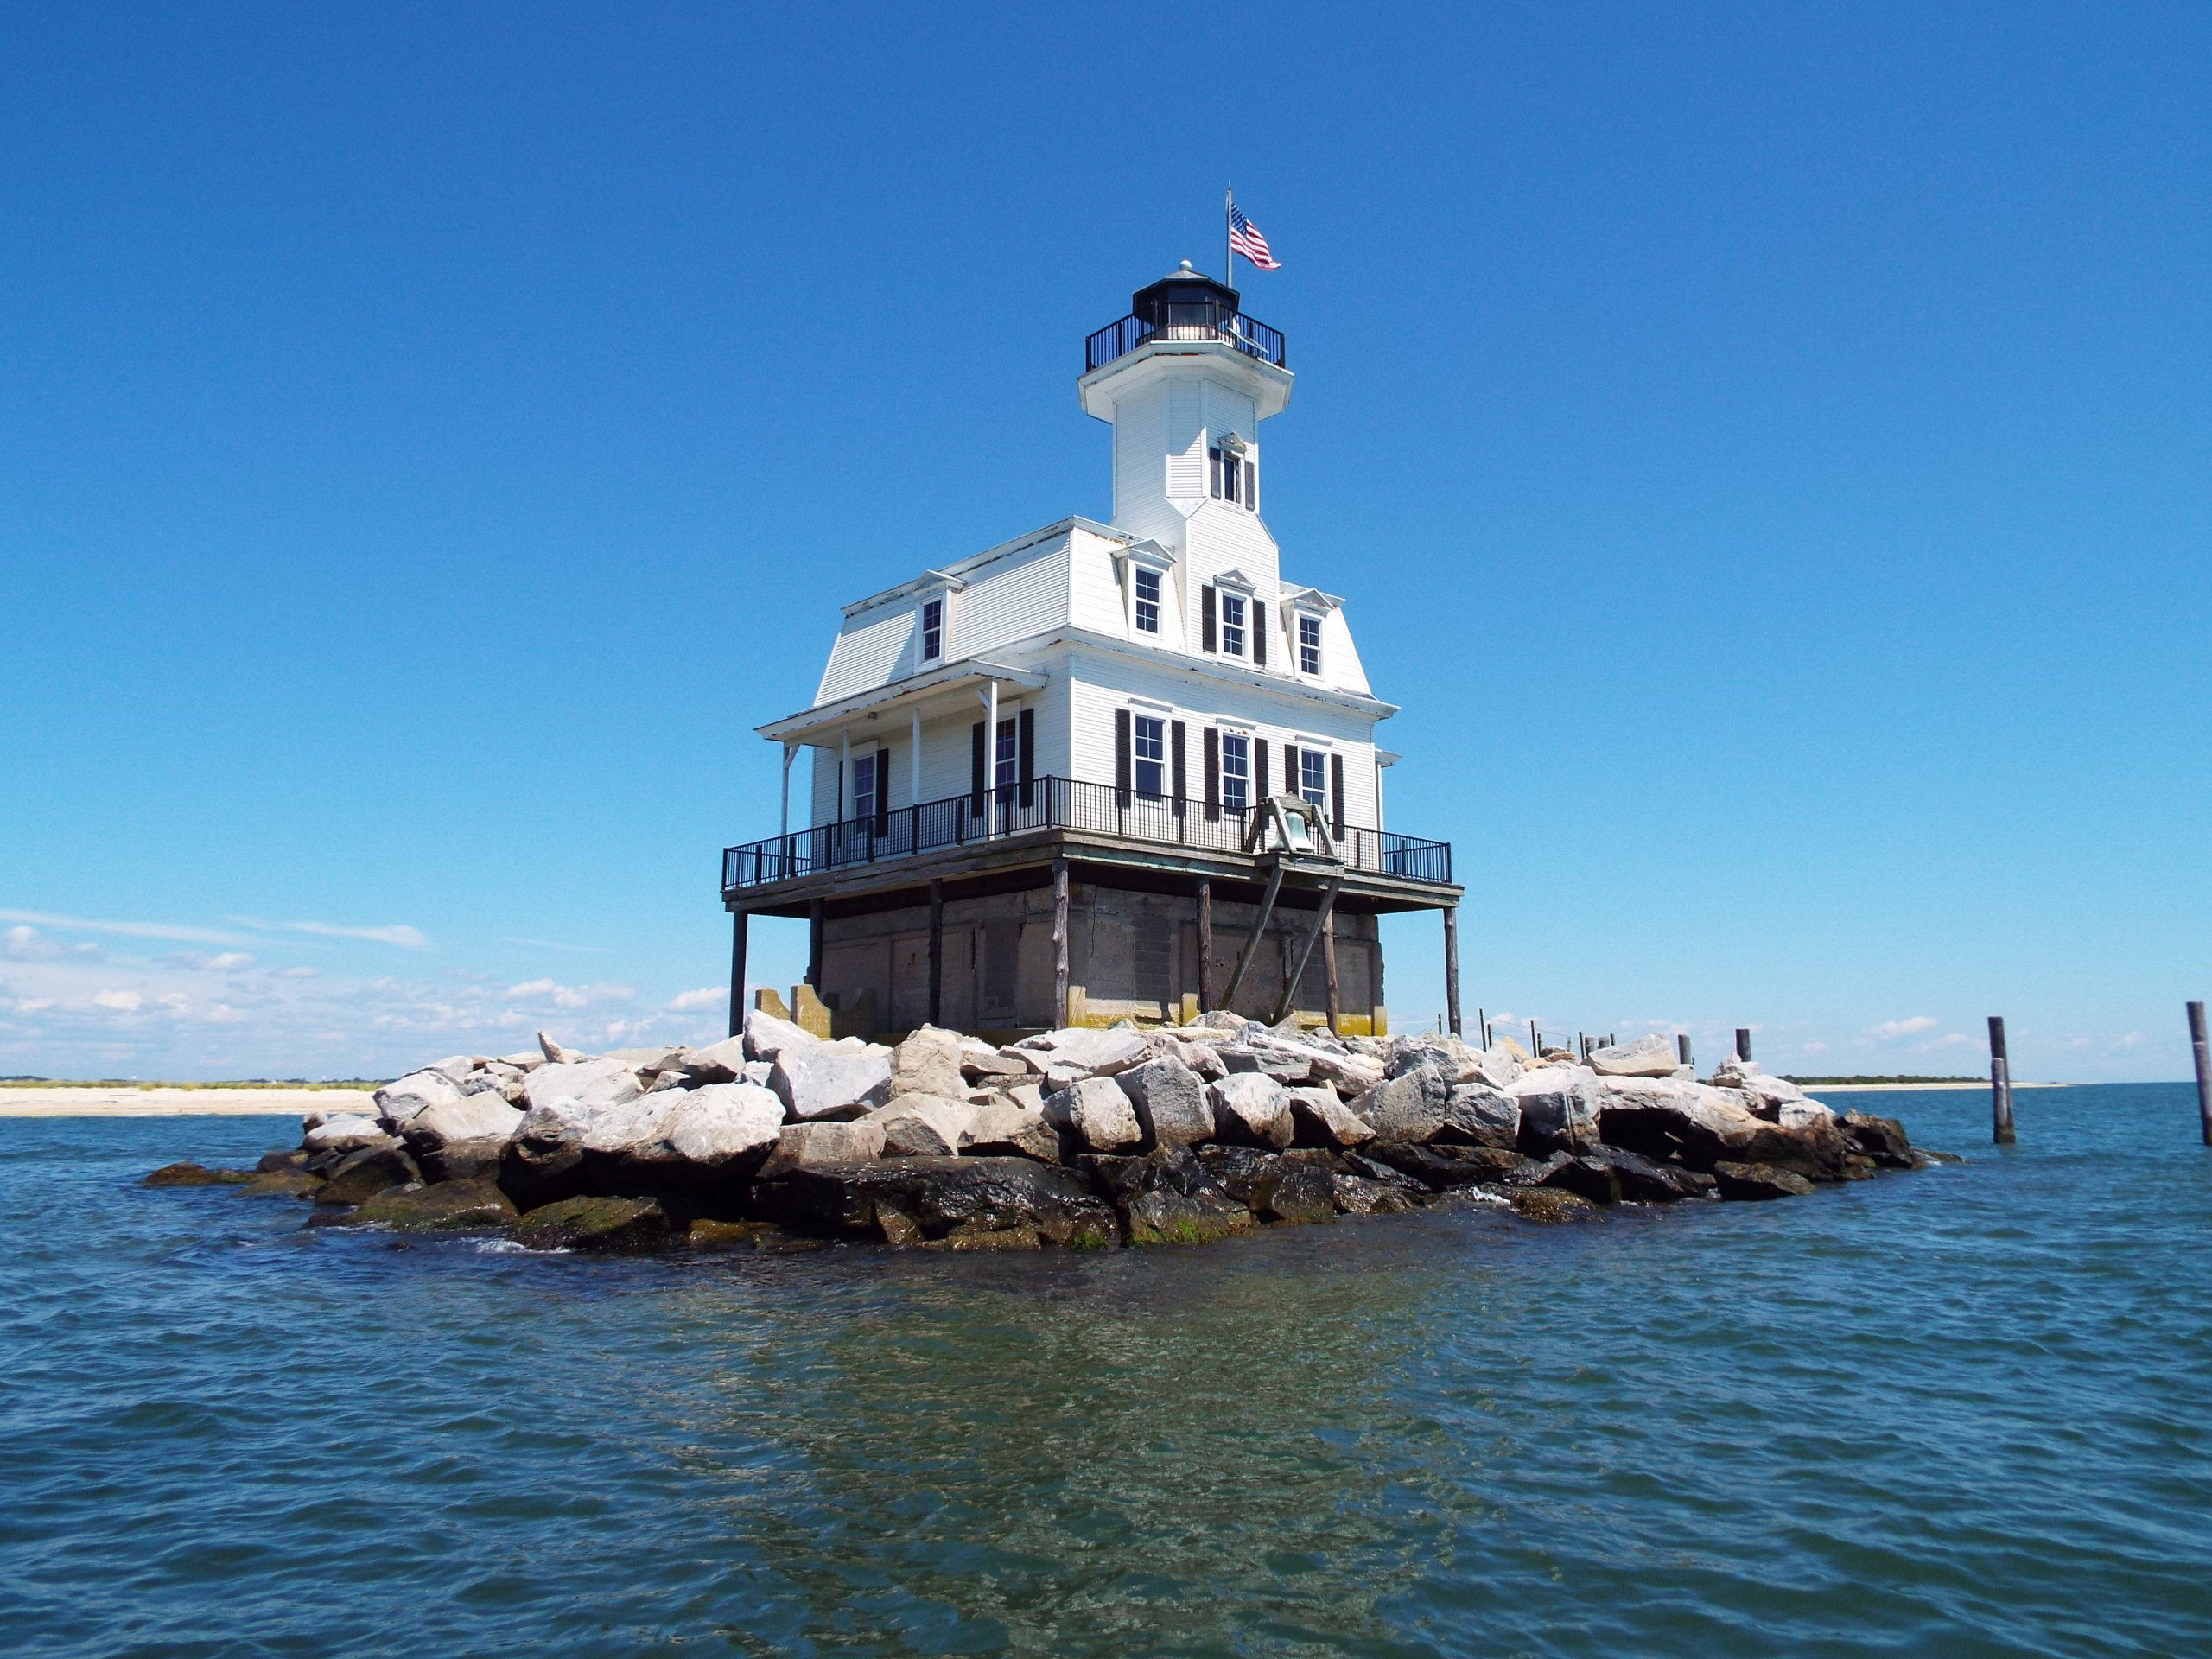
[{"x1": 721, "y1": 265, "x2": 1462, "y2": 1039}]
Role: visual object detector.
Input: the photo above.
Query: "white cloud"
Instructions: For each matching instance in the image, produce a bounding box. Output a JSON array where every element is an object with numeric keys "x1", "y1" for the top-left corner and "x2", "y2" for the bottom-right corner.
[
  {"x1": 162, "y1": 950, "x2": 258, "y2": 973},
  {"x1": 2116, "y1": 1032, "x2": 2146, "y2": 1049},
  {"x1": 92, "y1": 989, "x2": 143, "y2": 1012},
  {"x1": 502, "y1": 937, "x2": 614, "y2": 955},
  {"x1": 284, "y1": 921, "x2": 431, "y2": 949},
  {"x1": 669, "y1": 987, "x2": 724, "y2": 1012},
  {"x1": 1869, "y1": 1015, "x2": 1939, "y2": 1041},
  {"x1": 1801, "y1": 1039, "x2": 1828, "y2": 1055},
  {"x1": 1923, "y1": 1032, "x2": 1975, "y2": 1049},
  {"x1": 3, "y1": 925, "x2": 101, "y2": 963},
  {"x1": 501, "y1": 978, "x2": 636, "y2": 1010},
  {"x1": 0, "y1": 908, "x2": 250, "y2": 945}
]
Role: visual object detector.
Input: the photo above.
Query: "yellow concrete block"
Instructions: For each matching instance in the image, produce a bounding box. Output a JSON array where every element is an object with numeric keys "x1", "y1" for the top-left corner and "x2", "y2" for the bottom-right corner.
[
  {"x1": 753, "y1": 988, "x2": 792, "y2": 1022},
  {"x1": 790, "y1": 985, "x2": 834, "y2": 1039}
]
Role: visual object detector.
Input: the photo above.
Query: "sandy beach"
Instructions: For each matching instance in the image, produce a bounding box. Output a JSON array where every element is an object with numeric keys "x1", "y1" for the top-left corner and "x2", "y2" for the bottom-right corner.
[{"x1": 0, "y1": 1086, "x2": 376, "y2": 1118}]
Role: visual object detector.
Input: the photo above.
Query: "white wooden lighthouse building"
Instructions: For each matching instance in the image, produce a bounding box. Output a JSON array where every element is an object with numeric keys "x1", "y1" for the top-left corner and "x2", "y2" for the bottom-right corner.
[{"x1": 722, "y1": 265, "x2": 1461, "y2": 1039}]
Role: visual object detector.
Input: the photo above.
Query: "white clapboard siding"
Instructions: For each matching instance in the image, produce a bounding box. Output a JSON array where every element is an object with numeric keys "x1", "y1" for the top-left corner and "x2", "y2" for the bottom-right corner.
[{"x1": 950, "y1": 537, "x2": 1070, "y2": 662}]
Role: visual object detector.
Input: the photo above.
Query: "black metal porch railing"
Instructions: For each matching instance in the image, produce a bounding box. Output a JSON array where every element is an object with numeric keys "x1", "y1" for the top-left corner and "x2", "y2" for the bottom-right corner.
[
  {"x1": 1084, "y1": 303, "x2": 1287, "y2": 373},
  {"x1": 721, "y1": 775, "x2": 1452, "y2": 892}
]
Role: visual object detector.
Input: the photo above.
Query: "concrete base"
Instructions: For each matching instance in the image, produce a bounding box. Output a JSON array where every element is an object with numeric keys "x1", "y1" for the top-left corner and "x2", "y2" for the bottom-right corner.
[{"x1": 805, "y1": 880, "x2": 1385, "y2": 1039}]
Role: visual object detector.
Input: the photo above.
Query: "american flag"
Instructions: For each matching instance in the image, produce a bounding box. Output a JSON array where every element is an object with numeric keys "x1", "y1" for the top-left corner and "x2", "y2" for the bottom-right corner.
[{"x1": 1229, "y1": 204, "x2": 1281, "y2": 270}]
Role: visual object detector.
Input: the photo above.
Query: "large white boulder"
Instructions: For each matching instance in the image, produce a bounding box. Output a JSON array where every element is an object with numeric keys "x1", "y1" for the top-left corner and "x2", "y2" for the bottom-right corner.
[
  {"x1": 372, "y1": 1068, "x2": 468, "y2": 1129},
  {"x1": 1305, "y1": 1048, "x2": 1386, "y2": 1097},
  {"x1": 962, "y1": 1098, "x2": 1058, "y2": 1161},
  {"x1": 770, "y1": 1044, "x2": 894, "y2": 1120},
  {"x1": 862, "y1": 1093, "x2": 977, "y2": 1158},
  {"x1": 1011, "y1": 1027, "x2": 1151, "y2": 1077},
  {"x1": 1206, "y1": 1071, "x2": 1293, "y2": 1150},
  {"x1": 1044, "y1": 1076, "x2": 1143, "y2": 1154},
  {"x1": 303, "y1": 1113, "x2": 388, "y2": 1155},
  {"x1": 403, "y1": 1095, "x2": 524, "y2": 1150},
  {"x1": 759, "y1": 1119, "x2": 887, "y2": 1177},
  {"x1": 523, "y1": 1058, "x2": 643, "y2": 1116},
  {"x1": 662, "y1": 1084, "x2": 787, "y2": 1168},
  {"x1": 1509, "y1": 1065, "x2": 1602, "y2": 1154},
  {"x1": 743, "y1": 1007, "x2": 820, "y2": 1065},
  {"x1": 1285, "y1": 1087, "x2": 1375, "y2": 1149},
  {"x1": 681, "y1": 1034, "x2": 749, "y2": 1084},
  {"x1": 1468, "y1": 1043, "x2": 1525, "y2": 1090},
  {"x1": 579, "y1": 1096, "x2": 677, "y2": 1159},
  {"x1": 1588, "y1": 1033, "x2": 1681, "y2": 1079},
  {"x1": 890, "y1": 1027, "x2": 968, "y2": 1099},
  {"x1": 1116, "y1": 1052, "x2": 1214, "y2": 1148}
]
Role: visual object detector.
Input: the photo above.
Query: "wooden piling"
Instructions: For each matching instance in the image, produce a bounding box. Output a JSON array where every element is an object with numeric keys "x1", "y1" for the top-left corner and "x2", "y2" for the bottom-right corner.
[
  {"x1": 926, "y1": 880, "x2": 944, "y2": 1027},
  {"x1": 2190, "y1": 1001, "x2": 2212, "y2": 1147},
  {"x1": 1442, "y1": 905, "x2": 1462, "y2": 1038},
  {"x1": 1676, "y1": 1033, "x2": 1692, "y2": 1068},
  {"x1": 1989, "y1": 1014, "x2": 2015, "y2": 1145},
  {"x1": 1196, "y1": 878, "x2": 1214, "y2": 1013},
  {"x1": 1052, "y1": 858, "x2": 1071, "y2": 1027},
  {"x1": 1734, "y1": 1027, "x2": 1751, "y2": 1063},
  {"x1": 1529, "y1": 1019, "x2": 1540, "y2": 1055},
  {"x1": 727, "y1": 911, "x2": 748, "y2": 1039},
  {"x1": 1322, "y1": 913, "x2": 1341, "y2": 1036},
  {"x1": 806, "y1": 898, "x2": 824, "y2": 995}
]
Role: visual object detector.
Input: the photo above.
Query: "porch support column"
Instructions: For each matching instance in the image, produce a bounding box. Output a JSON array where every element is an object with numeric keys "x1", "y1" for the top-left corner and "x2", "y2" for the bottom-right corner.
[
  {"x1": 779, "y1": 743, "x2": 796, "y2": 839},
  {"x1": 807, "y1": 897, "x2": 825, "y2": 992},
  {"x1": 1442, "y1": 904, "x2": 1462, "y2": 1038},
  {"x1": 1196, "y1": 876, "x2": 1214, "y2": 1013},
  {"x1": 1052, "y1": 857, "x2": 1071, "y2": 1027},
  {"x1": 927, "y1": 878, "x2": 944, "y2": 1027},
  {"x1": 911, "y1": 707, "x2": 923, "y2": 808},
  {"x1": 727, "y1": 910, "x2": 748, "y2": 1039}
]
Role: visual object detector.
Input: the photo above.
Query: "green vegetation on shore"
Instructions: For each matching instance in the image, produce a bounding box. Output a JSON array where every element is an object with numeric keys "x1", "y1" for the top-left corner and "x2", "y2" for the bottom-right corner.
[
  {"x1": 1785, "y1": 1075, "x2": 1983, "y2": 1086},
  {"x1": 0, "y1": 1077, "x2": 385, "y2": 1090}
]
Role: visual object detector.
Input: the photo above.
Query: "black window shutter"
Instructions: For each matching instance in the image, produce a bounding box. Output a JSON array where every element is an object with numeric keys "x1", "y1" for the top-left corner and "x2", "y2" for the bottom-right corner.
[
  {"x1": 1170, "y1": 721, "x2": 1186, "y2": 815},
  {"x1": 1282, "y1": 745, "x2": 1298, "y2": 795},
  {"x1": 1017, "y1": 708, "x2": 1035, "y2": 808},
  {"x1": 1244, "y1": 459, "x2": 1256, "y2": 507},
  {"x1": 1251, "y1": 601, "x2": 1268, "y2": 667},
  {"x1": 875, "y1": 748, "x2": 891, "y2": 836},
  {"x1": 1201, "y1": 585, "x2": 1217, "y2": 652},
  {"x1": 1114, "y1": 708, "x2": 1132, "y2": 800},
  {"x1": 1330, "y1": 753, "x2": 1345, "y2": 838},
  {"x1": 1254, "y1": 739, "x2": 1268, "y2": 804},
  {"x1": 969, "y1": 722, "x2": 985, "y2": 817},
  {"x1": 1210, "y1": 450, "x2": 1223, "y2": 499},
  {"x1": 1203, "y1": 727, "x2": 1220, "y2": 820}
]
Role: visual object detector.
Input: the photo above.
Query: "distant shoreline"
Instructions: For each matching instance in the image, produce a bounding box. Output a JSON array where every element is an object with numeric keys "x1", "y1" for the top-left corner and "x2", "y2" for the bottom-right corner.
[
  {"x1": 0, "y1": 1086, "x2": 376, "y2": 1118},
  {"x1": 1801, "y1": 1081, "x2": 2067, "y2": 1092}
]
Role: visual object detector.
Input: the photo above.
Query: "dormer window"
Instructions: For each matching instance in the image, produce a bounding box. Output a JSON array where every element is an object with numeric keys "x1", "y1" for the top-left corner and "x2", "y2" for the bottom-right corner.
[
  {"x1": 1219, "y1": 592, "x2": 1246, "y2": 657},
  {"x1": 1134, "y1": 567, "x2": 1160, "y2": 634},
  {"x1": 1209, "y1": 444, "x2": 1255, "y2": 507},
  {"x1": 920, "y1": 597, "x2": 944, "y2": 662},
  {"x1": 1299, "y1": 613, "x2": 1322, "y2": 676}
]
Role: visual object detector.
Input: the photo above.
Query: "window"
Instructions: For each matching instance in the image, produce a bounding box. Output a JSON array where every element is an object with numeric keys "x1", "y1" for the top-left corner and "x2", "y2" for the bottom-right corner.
[
  {"x1": 995, "y1": 718, "x2": 1017, "y2": 791},
  {"x1": 1299, "y1": 613, "x2": 1322, "y2": 677},
  {"x1": 1134, "y1": 567, "x2": 1160, "y2": 635},
  {"x1": 853, "y1": 753, "x2": 878, "y2": 824},
  {"x1": 1220, "y1": 732, "x2": 1249, "y2": 812},
  {"x1": 1209, "y1": 446, "x2": 1255, "y2": 506},
  {"x1": 1219, "y1": 592, "x2": 1246, "y2": 657},
  {"x1": 920, "y1": 597, "x2": 943, "y2": 661},
  {"x1": 1133, "y1": 715, "x2": 1166, "y2": 798},
  {"x1": 1300, "y1": 747, "x2": 1327, "y2": 808}
]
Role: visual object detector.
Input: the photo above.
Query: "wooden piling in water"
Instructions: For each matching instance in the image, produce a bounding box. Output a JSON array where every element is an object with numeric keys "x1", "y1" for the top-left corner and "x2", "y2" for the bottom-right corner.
[
  {"x1": 1442, "y1": 906, "x2": 1462, "y2": 1038},
  {"x1": 1989, "y1": 1014, "x2": 2015, "y2": 1144},
  {"x1": 1734, "y1": 1027, "x2": 1751, "y2": 1063},
  {"x1": 2190, "y1": 1001, "x2": 2212, "y2": 1147},
  {"x1": 1676, "y1": 1033, "x2": 1692, "y2": 1068}
]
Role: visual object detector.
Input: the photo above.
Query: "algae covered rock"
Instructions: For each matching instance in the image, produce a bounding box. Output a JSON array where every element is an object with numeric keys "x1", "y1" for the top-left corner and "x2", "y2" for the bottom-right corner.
[
  {"x1": 512, "y1": 1195, "x2": 671, "y2": 1251},
  {"x1": 1712, "y1": 1160, "x2": 1816, "y2": 1200},
  {"x1": 347, "y1": 1179, "x2": 518, "y2": 1231},
  {"x1": 315, "y1": 1145, "x2": 420, "y2": 1206},
  {"x1": 143, "y1": 1162, "x2": 251, "y2": 1188}
]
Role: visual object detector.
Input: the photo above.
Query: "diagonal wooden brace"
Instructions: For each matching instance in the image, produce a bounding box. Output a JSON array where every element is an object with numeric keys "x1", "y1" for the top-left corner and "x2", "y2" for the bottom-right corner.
[
  {"x1": 1271, "y1": 873, "x2": 1344, "y2": 1027},
  {"x1": 1217, "y1": 858, "x2": 1286, "y2": 1014}
]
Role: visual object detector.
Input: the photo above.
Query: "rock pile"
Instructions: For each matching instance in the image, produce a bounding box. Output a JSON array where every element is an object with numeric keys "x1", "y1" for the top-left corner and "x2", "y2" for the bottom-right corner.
[{"x1": 149, "y1": 1020, "x2": 1942, "y2": 1252}]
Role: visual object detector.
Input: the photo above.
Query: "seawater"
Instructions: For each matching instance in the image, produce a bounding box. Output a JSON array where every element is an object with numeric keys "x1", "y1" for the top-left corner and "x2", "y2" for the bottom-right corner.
[{"x1": 3, "y1": 1084, "x2": 2209, "y2": 1657}]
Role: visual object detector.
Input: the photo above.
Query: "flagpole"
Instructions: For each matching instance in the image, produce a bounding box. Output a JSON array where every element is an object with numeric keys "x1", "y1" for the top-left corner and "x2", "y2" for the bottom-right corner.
[{"x1": 1224, "y1": 186, "x2": 1234, "y2": 289}]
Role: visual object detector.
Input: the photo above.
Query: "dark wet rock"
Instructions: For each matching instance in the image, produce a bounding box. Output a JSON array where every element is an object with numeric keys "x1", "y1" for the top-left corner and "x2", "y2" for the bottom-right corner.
[
  {"x1": 1254, "y1": 1159, "x2": 1337, "y2": 1224},
  {"x1": 143, "y1": 1162, "x2": 251, "y2": 1188},
  {"x1": 255, "y1": 1149, "x2": 307, "y2": 1173},
  {"x1": 347, "y1": 1179, "x2": 518, "y2": 1231},
  {"x1": 238, "y1": 1169, "x2": 323, "y2": 1199},
  {"x1": 1106, "y1": 1146, "x2": 1254, "y2": 1246},
  {"x1": 1712, "y1": 1160, "x2": 1816, "y2": 1200},
  {"x1": 938, "y1": 1223, "x2": 1043, "y2": 1251},
  {"x1": 750, "y1": 1156, "x2": 1115, "y2": 1248},
  {"x1": 1505, "y1": 1186, "x2": 1601, "y2": 1224},
  {"x1": 687, "y1": 1217, "x2": 785, "y2": 1251},
  {"x1": 315, "y1": 1145, "x2": 420, "y2": 1206},
  {"x1": 512, "y1": 1195, "x2": 671, "y2": 1250},
  {"x1": 1841, "y1": 1110, "x2": 1917, "y2": 1168},
  {"x1": 417, "y1": 1136, "x2": 509, "y2": 1186},
  {"x1": 1588, "y1": 1146, "x2": 1715, "y2": 1202},
  {"x1": 1362, "y1": 1141, "x2": 1527, "y2": 1191},
  {"x1": 1541, "y1": 1154, "x2": 1623, "y2": 1205},
  {"x1": 1331, "y1": 1173, "x2": 1425, "y2": 1215},
  {"x1": 1600, "y1": 1090, "x2": 1843, "y2": 1180},
  {"x1": 1194, "y1": 1144, "x2": 1284, "y2": 1205}
]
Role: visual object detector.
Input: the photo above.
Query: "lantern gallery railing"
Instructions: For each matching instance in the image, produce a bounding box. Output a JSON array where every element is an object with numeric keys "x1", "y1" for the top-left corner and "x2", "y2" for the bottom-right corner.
[
  {"x1": 721, "y1": 775, "x2": 1452, "y2": 892},
  {"x1": 1084, "y1": 303, "x2": 1287, "y2": 373}
]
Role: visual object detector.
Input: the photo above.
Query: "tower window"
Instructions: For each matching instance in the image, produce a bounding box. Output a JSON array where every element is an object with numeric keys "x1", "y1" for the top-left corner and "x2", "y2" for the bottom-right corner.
[
  {"x1": 1299, "y1": 613, "x2": 1322, "y2": 676},
  {"x1": 1219, "y1": 592, "x2": 1246, "y2": 657},
  {"x1": 1133, "y1": 715, "x2": 1166, "y2": 798},
  {"x1": 1134, "y1": 567, "x2": 1160, "y2": 634},
  {"x1": 920, "y1": 597, "x2": 944, "y2": 661},
  {"x1": 1209, "y1": 448, "x2": 1255, "y2": 507},
  {"x1": 995, "y1": 718, "x2": 1017, "y2": 791},
  {"x1": 1300, "y1": 747, "x2": 1327, "y2": 808},
  {"x1": 1220, "y1": 732, "x2": 1249, "y2": 812}
]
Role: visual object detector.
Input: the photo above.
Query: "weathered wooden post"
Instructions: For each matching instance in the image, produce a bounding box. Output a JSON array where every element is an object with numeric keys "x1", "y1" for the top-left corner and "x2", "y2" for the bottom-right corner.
[
  {"x1": 806, "y1": 898, "x2": 825, "y2": 994},
  {"x1": 1052, "y1": 858, "x2": 1071, "y2": 1027},
  {"x1": 2190, "y1": 1001, "x2": 2211, "y2": 1147},
  {"x1": 1735, "y1": 1027, "x2": 1751, "y2": 1063},
  {"x1": 1322, "y1": 916, "x2": 1341, "y2": 1035},
  {"x1": 727, "y1": 910, "x2": 748, "y2": 1039},
  {"x1": 1442, "y1": 905, "x2": 1462, "y2": 1038},
  {"x1": 1989, "y1": 1014, "x2": 2015, "y2": 1144},
  {"x1": 1529, "y1": 1019, "x2": 1540, "y2": 1054},
  {"x1": 1478, "y1": 1007, "x2": 1490, "y2": 1048},
  {"x1": 1676, "y1": 1033, "x2": 1692, "y2": 1068},
  {"x1": 926, "y1": 879, "x2": 944, "y2": 1027},
  {"x1": 1196, "y1": 877, "x2": 1214, "y2": 1013}
]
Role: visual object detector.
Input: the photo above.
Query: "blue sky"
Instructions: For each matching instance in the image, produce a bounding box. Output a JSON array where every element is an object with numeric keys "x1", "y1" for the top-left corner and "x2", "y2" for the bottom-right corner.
[{"x1": 3, "y1": 3, "x2": 2208, "y2": 1082}]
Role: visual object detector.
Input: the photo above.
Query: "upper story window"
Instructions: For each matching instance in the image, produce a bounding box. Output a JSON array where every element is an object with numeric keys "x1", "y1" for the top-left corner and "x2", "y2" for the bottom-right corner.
[
  {"x1": 995, "y1": 718, "x2": 1018, "y2": 791},
  {"x1": 1219, "y1": 592, "x2": 1247, "y2": 657},
  {"x1": 1299, "y1": 613, "x2": 1322, "y2": 676},
  {"x1": 1133, "y1": 715, "x2": 1166, "y2": 798},
  {"x1": 920, "y1": 597, "x2": 944, "y2": 662},
  {"x1": 853, "y1": 753, "x2": 878, "y2": 823},
  {"x1": 1134, "y1": 567, "x2": 1161, "y2": 634},
  {"x1": 1300, "y1": 747, "x2": 1327, "y2": 808},
  {"x1": 1220, "y1": 732, "x2": 1249, "y2": 813},
  {"x1": 1208, "y1": 446, "x2": 1256, "y2": 507}
]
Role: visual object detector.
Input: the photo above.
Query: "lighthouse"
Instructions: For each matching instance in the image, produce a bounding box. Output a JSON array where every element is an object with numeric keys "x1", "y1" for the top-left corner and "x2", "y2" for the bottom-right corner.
[{"x1": 721, "y1": 266, "x2": 1462, "y2": 1039}]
